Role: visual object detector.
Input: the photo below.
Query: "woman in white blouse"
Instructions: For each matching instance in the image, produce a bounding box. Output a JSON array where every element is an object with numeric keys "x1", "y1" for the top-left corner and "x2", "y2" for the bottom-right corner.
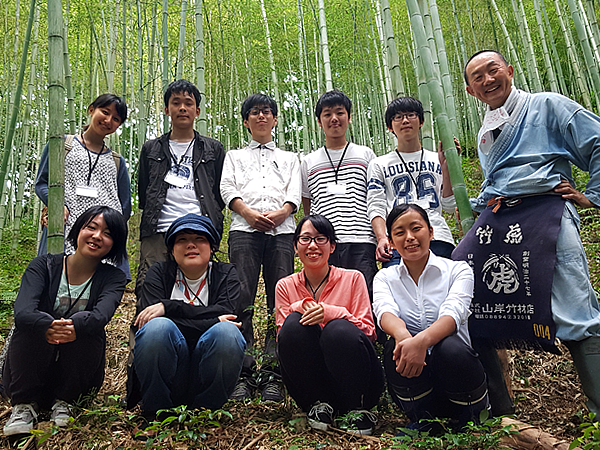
[{"x1": 373, "y1": 204, "x2": 489, "y2": 434}]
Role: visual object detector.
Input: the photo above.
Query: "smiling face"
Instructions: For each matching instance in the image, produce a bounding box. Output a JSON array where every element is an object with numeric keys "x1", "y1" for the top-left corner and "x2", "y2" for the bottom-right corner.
[
  {"x1": 318, "y1": 104, "x2": 350, "y2": 141},
  {"x1": 389, "y1": 209, "x2": 433, "y2": 266},
  {"x1": 465, "y1": 52, "x2": 514, "y2": 110},
  {"x1": 294, "y1": 220, "x2": 336, "y2": 272},
  {"x1": 76, "y1": 214, "x2": 114, "y2": 261},
  {"x1": 88, "y1": 103, "x2": 123, "y2": 138},
  {"x1": 171, "y1": 231, "x2": 212, "y2": 279},
  {"x1": 165, "y1": 91, "x2": 201, "y2": 131}
]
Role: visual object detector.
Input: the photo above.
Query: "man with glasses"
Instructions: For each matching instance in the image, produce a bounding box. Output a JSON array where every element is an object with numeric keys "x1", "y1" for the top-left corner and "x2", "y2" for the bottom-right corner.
[
  {"x1": 367, "y1": 97, "x2": 456, "y2": 267},
  {"x1": 220, "y1": 94, "x2": 300, "y2": 402}
]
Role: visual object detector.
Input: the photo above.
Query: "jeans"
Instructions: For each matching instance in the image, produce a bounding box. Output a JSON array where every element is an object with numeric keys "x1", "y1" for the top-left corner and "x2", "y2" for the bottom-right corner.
[
  {"x1": 277, "y1": 312, "x2": 384, "y2": 413},
  {"x1": 133, "y1": 318, "x2": 245, "y2": 412},
  {"x1": 228, "y1": 231, "x2": 294, "y2": 372}
]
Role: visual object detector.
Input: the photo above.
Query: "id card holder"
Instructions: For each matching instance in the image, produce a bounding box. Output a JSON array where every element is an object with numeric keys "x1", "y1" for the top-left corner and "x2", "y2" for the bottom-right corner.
[
  {"x1": 326, "y1": 182, "x2": 347, "y2": 195},
  {"x1": 414, "y1": 198, "x2": 430, "y2": 210},
  {"x1": 164, "y1": 172, "x2": 187, "y2": 188},
  {"x1": 75, "y1": 185, "x2": 98, "y2": 198}
]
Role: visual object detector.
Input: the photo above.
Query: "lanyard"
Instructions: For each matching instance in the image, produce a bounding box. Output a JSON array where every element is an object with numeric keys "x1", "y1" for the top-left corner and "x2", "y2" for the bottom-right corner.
[
  {"x1": 305, "y1": 266, "x2": 331, "y2": 299},
  {"x1": 168, "y1": 139, "x2": 195, "y2": 168},
  {"x1": 81, "y1": 134, "x2": 105, "y2": 186},
  {"x1": 63, "y1": 255, "x2": 95, "y2": 317},
  {"x1": 179, "y1": 266, "x2": 209, "y2": 305},
  {"x1": 395, "y1": 149, "x2": 424, "y2": 195},
  {"x1": 324, "y1": 142, "x2": 350, "y2": 184}
]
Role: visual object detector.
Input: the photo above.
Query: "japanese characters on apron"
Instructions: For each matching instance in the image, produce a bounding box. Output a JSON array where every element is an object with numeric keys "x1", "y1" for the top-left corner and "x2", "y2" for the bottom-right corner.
[{"x1": 452, "y1": 195, "x2": 565, "y2": 354}]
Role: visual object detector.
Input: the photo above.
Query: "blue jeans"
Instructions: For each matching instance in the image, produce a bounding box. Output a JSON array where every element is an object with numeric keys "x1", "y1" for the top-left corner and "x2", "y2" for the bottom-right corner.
[{"x1": 133, "y1": 318, "x2": 246, "y2": 412}]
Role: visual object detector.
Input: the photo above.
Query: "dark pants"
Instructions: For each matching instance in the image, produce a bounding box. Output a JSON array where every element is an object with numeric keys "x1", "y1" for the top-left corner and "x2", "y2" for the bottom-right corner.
[
  {"x1": 277, "y1": 312, "x2": 384, "y2": 413},
  {"x1": 328, "y1": 243, "x2": 377, "y2": 301},
  {"x1": 384, "y1": 335, "x2": 487, "y2": 422},
  {"x1": 4, "y1": 312, "x2": 105, "y2": 409},
  {"x1": 135, "y1": 233, "x2": 169, "y2": 309},
  {"x1": 228, "y1": 231, "x2": 294, "y2": 373}
]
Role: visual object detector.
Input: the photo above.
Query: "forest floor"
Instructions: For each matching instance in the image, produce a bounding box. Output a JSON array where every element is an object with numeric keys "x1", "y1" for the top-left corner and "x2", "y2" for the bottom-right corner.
[{"x1": 0, "y1": 289, "x2": 590, "y2": 450}]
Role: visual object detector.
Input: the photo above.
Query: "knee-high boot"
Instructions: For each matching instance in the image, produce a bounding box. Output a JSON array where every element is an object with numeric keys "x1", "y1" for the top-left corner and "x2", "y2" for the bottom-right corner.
[
  {"x1": 447, "y1": 378, "x2": 491, "y2": 429},
  {"x1": 565, "y1": 336, "x2": 600, "y2": 417}
]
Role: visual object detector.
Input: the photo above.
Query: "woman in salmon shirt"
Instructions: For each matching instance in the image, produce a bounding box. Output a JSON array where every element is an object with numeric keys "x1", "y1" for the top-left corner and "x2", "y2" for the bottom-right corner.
[{"x1": 275, "y1": 215, "x2": 384, "y2": 436}]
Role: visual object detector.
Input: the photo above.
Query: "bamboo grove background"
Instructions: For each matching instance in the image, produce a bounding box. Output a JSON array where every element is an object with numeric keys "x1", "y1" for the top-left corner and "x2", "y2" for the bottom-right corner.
[{"x1": 1, "y1": 0, "x2": 600, "y2": 250}]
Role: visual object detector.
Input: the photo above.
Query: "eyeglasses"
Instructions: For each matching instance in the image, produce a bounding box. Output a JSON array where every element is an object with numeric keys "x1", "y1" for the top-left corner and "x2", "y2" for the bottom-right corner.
[
  {"x1": 297, "y1": 235, "x2": 329, "y2": 245},
  {"x1": 392, "y1": 112, "x2": 419, "y2": 122},
  {"x1": 249, "y1": 107, "x2": 273, "y2": 117}
]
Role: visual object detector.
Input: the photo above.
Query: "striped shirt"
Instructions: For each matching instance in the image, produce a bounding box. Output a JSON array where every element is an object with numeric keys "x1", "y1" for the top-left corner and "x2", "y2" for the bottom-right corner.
[{"x1": 301, "y1": 143, "x2": 376, "y2": 245}]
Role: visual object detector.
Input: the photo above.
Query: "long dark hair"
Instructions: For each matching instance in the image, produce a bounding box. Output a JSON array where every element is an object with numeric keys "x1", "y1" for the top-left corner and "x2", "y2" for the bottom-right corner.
[
  {"x1": 294, "y1": 214, "x2": 337, "y2": 245},
  {"x1": 67, "y1": 205, "x2": 128, "y2": 264}
]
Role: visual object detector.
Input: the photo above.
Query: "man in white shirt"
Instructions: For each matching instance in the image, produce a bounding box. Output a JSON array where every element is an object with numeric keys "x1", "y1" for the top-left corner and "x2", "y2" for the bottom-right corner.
[
  {"x1": 301, "y1": 90, "x2": 378, "y2": 300},
  {"x1": 220, "y1": 94, "x2": 301, "y2": 402}
]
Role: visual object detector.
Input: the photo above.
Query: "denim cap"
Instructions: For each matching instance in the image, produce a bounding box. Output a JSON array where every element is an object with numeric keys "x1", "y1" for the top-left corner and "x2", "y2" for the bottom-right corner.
[{"x1": 165, "y1": 214, "x2": 221, "y2": 249}]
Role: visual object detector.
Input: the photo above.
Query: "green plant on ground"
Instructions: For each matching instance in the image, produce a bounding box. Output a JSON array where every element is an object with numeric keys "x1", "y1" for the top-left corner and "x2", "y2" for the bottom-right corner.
[
  {"x1": 139, "y1": 405, "x2": 232, "y2": 448},
  {"x1": 570, "y1": 412, "x2": 600, "y2": 450},
  {"x1": 383, "y1": 412, "x2": 518, "y2": 450}
]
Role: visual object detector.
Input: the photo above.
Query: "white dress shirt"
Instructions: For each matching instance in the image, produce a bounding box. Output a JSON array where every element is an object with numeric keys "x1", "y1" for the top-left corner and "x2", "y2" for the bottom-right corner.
[
  {"x1": 373, "y1": 251, "x2": 474, "y2": 348},
  {"x1": 220, "y1": 140, "x2": 301, "y2": 235}
]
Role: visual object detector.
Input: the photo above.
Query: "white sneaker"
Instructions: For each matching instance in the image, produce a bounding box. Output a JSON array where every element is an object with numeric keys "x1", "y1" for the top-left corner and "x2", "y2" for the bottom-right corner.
[
  {"x1": 51, "y1": 400, "x2": 73, "y2": 427},
  {"x1": 4, "y1": 403, "x2": 37, "y2": 436}
]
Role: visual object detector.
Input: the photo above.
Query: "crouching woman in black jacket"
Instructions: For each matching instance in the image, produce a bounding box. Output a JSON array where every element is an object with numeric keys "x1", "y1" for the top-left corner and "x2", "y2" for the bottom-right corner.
[
  {"x1": 3, "y1": 205, "x2": 128, "y2": 435},
  {"x1": 132, "y1": 214, "x2": 245, "y2": 418}
]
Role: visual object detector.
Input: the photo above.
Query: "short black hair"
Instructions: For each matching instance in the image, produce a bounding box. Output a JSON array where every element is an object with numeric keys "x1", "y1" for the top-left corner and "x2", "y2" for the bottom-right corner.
[
  {"x1": 89, "y1": 94, "x2": 128, "y2": 124},
  {"x1": 315, "y1": 90, "x2": 352, "y2": 119},
  {"x1": 241, "y1": 94, "x2": 278, "y2": 120},
  {"x1": 386, "y1": 204, "x2": 432, "y2": 238},
  {"x1": 294, "y1": 214, "x2": 337, "y2": 245},
  {"x1": 164, "y1": 80, "x2": 202, "y2": 108},
  {"x1": 67, "y1": 205, "x2": 128, "y2": 265},
  {"x1": 384, "y1": 97, "x2": 424, "y2": 129},
  {"x1": 463, "y1": 50, "x2": 509, "y2": 85}
]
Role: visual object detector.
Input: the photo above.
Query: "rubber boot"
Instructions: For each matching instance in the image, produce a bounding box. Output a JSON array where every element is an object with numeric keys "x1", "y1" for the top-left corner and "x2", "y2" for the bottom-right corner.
[
  {"x1": 388, "y1": 384, "x2": 444, "y2": 435},
  {"x1": 448, "y1": 379, "x2": 491, "y2": 430},
  {"x1": 564, "y1": 337, "x2": 600, "y2": 417},
  {"x1": 471, "y1": 339, "x2": 515, "y2": 416}
]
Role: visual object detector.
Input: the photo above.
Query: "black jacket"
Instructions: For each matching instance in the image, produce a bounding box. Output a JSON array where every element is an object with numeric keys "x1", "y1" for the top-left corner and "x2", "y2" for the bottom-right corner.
[
  {"x1": 138, "y1": 259, "x2": 240, "y2": 346},
  {"x1": 14, "y1": 253, "x2": 126, "y2": 339},
  {"x1": 137, "y1": 130, "x2": 226, "y2": 239}
]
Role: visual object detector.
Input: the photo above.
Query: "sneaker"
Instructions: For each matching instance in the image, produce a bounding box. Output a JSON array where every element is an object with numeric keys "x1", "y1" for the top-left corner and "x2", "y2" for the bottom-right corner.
[
  {"x1": 307, "y1": 401, "x2": 334, "y2": 431},
  {"x1": 344, "y1": 409, "x2": 377, "y2": 436},
  {"x1": 260, "y1": 380, "x2": 284, "y2": 403},
  {"x1": 51, "y1": 400, "x2": 73, "y2": 427},
  {"x1": 4, "y1": 403, "x2": 37, "y2": 436},
  {"x1": 230, "y1": 378, "x2": 254, "y2": 401}
]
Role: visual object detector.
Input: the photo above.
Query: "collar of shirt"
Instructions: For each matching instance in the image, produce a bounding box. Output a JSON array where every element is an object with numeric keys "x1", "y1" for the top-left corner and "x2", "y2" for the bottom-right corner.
[
  {"x1": 248, "y1": 140, "x2": 276, "y2": 151},
  {"x1": 479, "y1": 87, "x2": 526, "y2": 155},
  {"x1": 397, "y1": 250, "x2": 443, "y2": 282}
]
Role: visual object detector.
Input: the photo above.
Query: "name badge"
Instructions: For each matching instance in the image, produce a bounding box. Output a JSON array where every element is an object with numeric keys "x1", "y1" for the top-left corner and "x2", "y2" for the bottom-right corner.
[
  {"x1": 414, "y1": 198, "x2": 430, "y2": 210},
  {"x1": 164, "y1": 172, "x2": 187, "y2": 188},
  {"x1": 75, "y1": 186, "x2": 98, "y2": 198},
  {"x1": 326, "y1": 182, "x2": 347, "y2": 195}
]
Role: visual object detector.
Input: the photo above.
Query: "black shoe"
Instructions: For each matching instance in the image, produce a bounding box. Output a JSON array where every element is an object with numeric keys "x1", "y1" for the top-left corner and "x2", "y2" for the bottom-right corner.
[
  {"x1": 230, "y1": 378, "x2": 254, "y2": 401},
  {"x1": 307, "y1": 402, "x2": 334, "y2": 431},
  {"x1": 260, "y1": 380, "x2": 284, "y2": 403},
  {"x1": 344, "y1": 409, "x2": 377, "y2": 436}
]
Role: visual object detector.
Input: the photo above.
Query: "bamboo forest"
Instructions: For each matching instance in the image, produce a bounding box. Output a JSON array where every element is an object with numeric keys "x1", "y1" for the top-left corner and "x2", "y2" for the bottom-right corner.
[
  {"x1": 1, "y1": 0, "x2": 600, "y2": 447},
  {"x1": 1, "y1": 0, "x2": 599, "y2": 248}
]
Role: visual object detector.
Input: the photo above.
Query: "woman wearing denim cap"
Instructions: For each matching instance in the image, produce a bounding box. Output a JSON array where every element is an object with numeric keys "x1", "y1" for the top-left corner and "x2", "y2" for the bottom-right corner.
[{"x1": 131, "y1": 213, "x2": 245, "y2": 418}]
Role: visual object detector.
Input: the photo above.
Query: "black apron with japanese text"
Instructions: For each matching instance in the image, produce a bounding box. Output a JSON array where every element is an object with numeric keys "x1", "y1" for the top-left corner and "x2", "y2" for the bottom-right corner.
[{"x1": 452, "y1": 195, "x2": 565, "y2": 354}]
